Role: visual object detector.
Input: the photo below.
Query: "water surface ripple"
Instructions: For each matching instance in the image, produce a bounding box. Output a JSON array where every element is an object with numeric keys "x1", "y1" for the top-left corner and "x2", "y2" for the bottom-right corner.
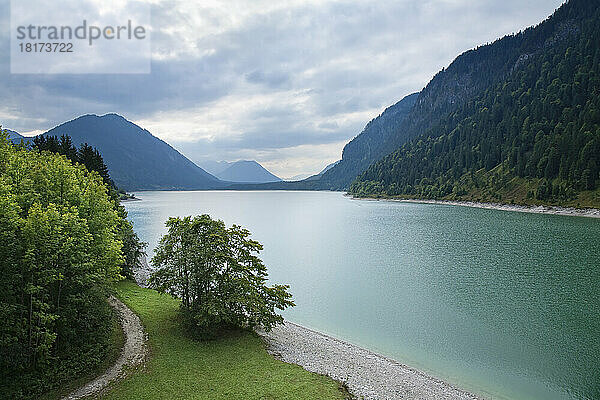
[{"x1": 124, "y1": 191, "x2": 600, "y2": 400}]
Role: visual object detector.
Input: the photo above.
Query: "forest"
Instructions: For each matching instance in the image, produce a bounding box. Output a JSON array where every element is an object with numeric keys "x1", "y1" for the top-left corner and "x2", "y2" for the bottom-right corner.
[
  {"x1": 0, "y1": 132, "x2": 144, "y2": 399},
  {"x1": 349, "y1": 0, "x2": 600, "y2": 206}
]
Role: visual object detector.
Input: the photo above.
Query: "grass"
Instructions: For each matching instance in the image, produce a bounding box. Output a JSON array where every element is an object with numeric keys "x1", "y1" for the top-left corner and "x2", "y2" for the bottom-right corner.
[
  {"x1": 565, "y1": 187, "x2": 600, "y2": 208},
  {"x1": 102, "y1": 280, "x2": 347, "y2": 400}
]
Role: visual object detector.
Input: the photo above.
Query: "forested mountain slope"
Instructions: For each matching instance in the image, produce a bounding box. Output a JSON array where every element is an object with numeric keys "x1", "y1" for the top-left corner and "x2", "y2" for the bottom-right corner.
[
  {"x1": 350, "y1": 0, "x2": 600, "y2": 208},
  {"x1": 315, "y1": 93, "x2": 418, "y2": 190}
]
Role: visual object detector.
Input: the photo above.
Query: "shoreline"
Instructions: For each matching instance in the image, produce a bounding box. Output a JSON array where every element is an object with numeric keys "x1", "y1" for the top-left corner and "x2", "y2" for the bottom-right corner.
[
  {"x1": 351, "y1": 196, "x2": 600, "y2": 219},
  {"x1": 260, "y1": 322, "x2": 483, "y2": 400},
  {"x1": 133, "y1": 260, "x2": 481, "y2": 399},
  {"x1": 120, "y1": 197, "x2": 141, "y2": 203}
]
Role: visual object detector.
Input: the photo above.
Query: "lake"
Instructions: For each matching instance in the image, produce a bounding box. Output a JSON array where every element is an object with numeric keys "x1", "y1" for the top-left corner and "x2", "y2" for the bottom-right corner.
[{"x1": 123, "y1": 191, "x2": 600, "y2": 400}]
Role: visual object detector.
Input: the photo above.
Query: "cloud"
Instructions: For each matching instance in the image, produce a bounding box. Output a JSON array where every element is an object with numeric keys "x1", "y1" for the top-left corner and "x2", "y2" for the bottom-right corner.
[{"x1": 0, "y1": 0, "x2": 565, "y2": 176}]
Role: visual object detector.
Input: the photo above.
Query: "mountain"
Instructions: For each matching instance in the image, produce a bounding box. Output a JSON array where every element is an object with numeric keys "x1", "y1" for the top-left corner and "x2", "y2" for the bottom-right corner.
[
  {"x1": 209, "y1": 160, "x2": 281, "y2": 183},
  {"x1": 247, "y1": 161, "x2": 339, "y2": 184},
  {"x1": 302, "y1": 160, "x2": 341, "y2": 182},
  {"x1": 224, "y1": 93, "x2": 418, "y2": 191},
  {"x1": 318, "y1": 161, "x2": 340, "y2": 175},
  {"x1": 313, "y1": 93, "x2": 419, "y2": 190},
  {"x1": 6, "y1": 129, "x2": 25, "y2": 144},
  {"x1": 201, "y1": 160, "x2": 281, "y2": 183},
  {"x1": 350, "y1": 0, "x2": 600, "y2": 208},
  {"x1": 43, "y1": 114, "x2": 220, "y2": 191},
  {"x1": 285, "y1": 173, "x2": 312, "y2": 181},
  {"x1": 200, "y1": 161, "x2": 232, "y2": 176}
]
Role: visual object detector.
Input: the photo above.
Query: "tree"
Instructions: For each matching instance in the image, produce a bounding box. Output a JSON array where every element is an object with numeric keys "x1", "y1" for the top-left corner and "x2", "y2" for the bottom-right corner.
[
  {"x1": 58, "y1": 134, "x2": 78, "y2": 161},
  {"x1": 30, "y1": 133, "x2": 145, "y2": 278},
  {"x1": 78, "y1": 143, "x2": 112, "y2": 186},
  {"x1": 32, "y1": 136, "x2": 113, "y2": 188},
  {"x1": 150, "y1": 215, "x2": 294, "y2": 338},
  {"x1": 115, "y1": 205, "x2": 146, "y2": 279},
  {"x1": 0, "y1": 130, "x2": 122, "y2": 398}
]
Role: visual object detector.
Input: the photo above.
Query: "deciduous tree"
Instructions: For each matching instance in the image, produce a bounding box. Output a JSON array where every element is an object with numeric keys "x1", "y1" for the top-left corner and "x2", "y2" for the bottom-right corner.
[{"x1": 150, "y1": 215, "x2": 294, "y2": 338}]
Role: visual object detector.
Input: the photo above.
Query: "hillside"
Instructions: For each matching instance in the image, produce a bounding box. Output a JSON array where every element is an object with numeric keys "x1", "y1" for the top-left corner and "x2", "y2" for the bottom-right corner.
[
  {"x1": 318, "y1": 161, "x2": 340, "y2": 175},
  {"x1": 200, "y1": 161, "x2": 231, "y2": 176},
  {"x1": 201, "y1": 160, "x2": 281, "y2": 183},
  {"x1": 314, "y1": 93, "x2": 419, "y2": 190},
  {"x1": 350, "y1": 0, "x2": 600, "y2": 208},
  {"x1": 285, "y1": 173, "x2": 312, "y2": 181},
  {"x1": 43, "y1": 114, "x2": 221, "y2": 191},
  {"x1": 302, "y1": 161, "x2": 339, "y2": 182},
  {"x1": 6, "y1": 129, "x2": 25, "y2": 144}
]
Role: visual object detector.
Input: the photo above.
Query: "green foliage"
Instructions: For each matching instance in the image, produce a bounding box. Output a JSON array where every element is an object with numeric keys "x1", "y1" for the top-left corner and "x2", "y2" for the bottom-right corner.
[
  {"x1": 150, "y1": 215, "x2": 294, "y2": 338},
  {"x1": 32, "y1": 135, "x2": 112, "y2": 187},
  {"x1": 106, "y1": 281, "x2": 345, "y2": 400},
  {"x1": 350, "y1": 0, "x2": 600, "y2": 206},
  {"x1": 32, "y1": 133, "x2": 146, "y2": 279},
  {"x1": 115, "y1": 205, "x2": 146, "y2": 279},
  {"x1": 0, "y1": 131, "x2": 123, "y2": 399}
]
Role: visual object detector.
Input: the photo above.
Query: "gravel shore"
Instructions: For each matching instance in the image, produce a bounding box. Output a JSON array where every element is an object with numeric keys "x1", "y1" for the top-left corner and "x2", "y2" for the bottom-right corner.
[
  {"x1": 260, "y1": 322, "x2": 482, "y2": 400},
  {"x1": 135, "y1": 253, "x2": 483, "y2": 399},
  {"x1": 355, "y1": 197, "x2": 600, "y2": 219},
  {"x1": 134, "y1": 254, "x2": 152, "y2": 288}
]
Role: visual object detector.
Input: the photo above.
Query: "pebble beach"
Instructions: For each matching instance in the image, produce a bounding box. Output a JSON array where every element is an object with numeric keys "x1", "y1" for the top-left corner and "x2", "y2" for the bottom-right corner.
[{"x1": 260, "y1": 322, "x2": 483, "y2": 400}]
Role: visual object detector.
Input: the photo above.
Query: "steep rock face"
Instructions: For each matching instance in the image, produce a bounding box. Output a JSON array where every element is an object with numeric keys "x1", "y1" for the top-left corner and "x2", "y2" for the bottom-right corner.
[
  {"x1": 316, "y1": 4, "x2": 584, "y2": 192},
  {"x1": 317, "y1": 92, "x2": 418, "y2": 190},
  {"x1": 386, "y1": 7, "x2": 582, "y2": 154}
]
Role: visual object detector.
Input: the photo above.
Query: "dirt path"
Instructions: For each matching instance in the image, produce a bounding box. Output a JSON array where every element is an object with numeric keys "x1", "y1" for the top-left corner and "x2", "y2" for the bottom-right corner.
[{"x1": 62, "y1": 296, "x2": 147, "y2": 400}]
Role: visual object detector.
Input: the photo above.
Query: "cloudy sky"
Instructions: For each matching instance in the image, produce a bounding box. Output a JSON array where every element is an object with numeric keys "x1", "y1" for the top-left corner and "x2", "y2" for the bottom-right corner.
[{"x1": 1, "y1": 0, "x2": 564, "y2": 178}]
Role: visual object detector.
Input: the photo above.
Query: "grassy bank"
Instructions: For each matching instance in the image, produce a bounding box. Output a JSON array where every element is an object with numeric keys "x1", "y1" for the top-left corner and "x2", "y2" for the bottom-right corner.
[{"x1": 103, "y1": 281, "x2": 346, "y2": 400}]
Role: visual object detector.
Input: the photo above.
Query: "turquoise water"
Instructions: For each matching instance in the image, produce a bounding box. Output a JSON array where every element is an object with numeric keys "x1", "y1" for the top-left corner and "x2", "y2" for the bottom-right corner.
[{"x1": 123, "y1": 191, "x2": 600, "y2": 400}]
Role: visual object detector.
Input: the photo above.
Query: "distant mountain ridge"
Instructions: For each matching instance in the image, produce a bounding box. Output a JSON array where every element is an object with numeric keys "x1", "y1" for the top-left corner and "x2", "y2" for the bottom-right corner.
[
  {"x1": 201, "y1": 161, "x2": 233, "y2": 176},
  {"x1": 228, "y1": 93, "x2": 419, "y2": 191},
  {"x1": 285, "y1": 173, "x2": 312, "y2": 182},
  {"x1": 221, "y1": 94, "x2": 420, "y2": 191},
  {"x1": 6, "y1": 129, "x2": 25, "y2": 144},
  {"x1": 201, "y1": 160, "x2": 281, "y2": 183},
  {"x1": 318, "y1": 161, "x2": 340, "y2": 175},
  {"x1": 43, "y1": 114, "x2": 221, "y2": 191}
]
